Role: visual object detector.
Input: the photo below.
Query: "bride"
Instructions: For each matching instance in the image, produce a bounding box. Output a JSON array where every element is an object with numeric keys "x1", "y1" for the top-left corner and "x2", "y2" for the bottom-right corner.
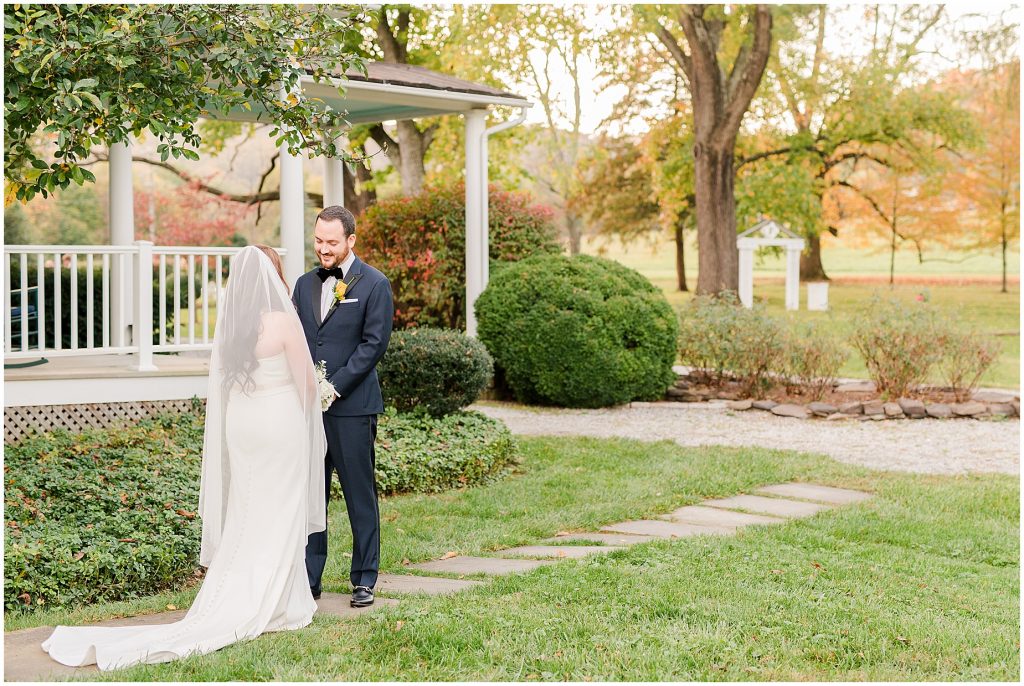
[{"x1": 42, "y1": 246, "x2": 327, "y2": 671}]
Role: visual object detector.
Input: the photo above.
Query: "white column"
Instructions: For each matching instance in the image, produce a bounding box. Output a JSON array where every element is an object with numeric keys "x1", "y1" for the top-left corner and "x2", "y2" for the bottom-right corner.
[
  {"x1": 108, "y1": 140, "x2": 134, "y2": 347},
  {"x1": 464, "y1": 109, "x2": 487, "y2": 337},
  {"x1": 133, "y1": 240, "x2": 157, "y2": 371},
  {"x1": 279, "y1": 142, "x2": 305, "y2": 285},
  {"x1": 479, "y1": 122, "x2": 490, "y2": 287},
  {"x1": 737, "y1": 243, "x2": 754, "y2": 308},
  {"x1": 323, "y1": 133, "x2": 346, "y2": 208},
  {"x1": 785, "y1": 245, "x2": 801, "y2": 311}
]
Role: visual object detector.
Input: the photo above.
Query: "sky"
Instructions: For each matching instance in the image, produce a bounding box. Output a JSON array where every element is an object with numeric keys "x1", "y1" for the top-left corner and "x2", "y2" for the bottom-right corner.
[{"x1": 518, "y1": 2, "x2": 1020, "y2": 136}]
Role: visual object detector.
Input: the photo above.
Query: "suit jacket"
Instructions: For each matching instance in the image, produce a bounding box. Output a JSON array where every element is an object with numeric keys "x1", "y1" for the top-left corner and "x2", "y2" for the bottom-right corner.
[{"x1": 293, "y1": 256, "x2": 394, "y2": 416}]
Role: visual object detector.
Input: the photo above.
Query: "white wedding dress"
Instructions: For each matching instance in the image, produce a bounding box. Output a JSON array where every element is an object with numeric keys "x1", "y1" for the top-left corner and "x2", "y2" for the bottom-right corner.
[{"x1": 42, "y1": 248, "x2": 327, "y2": 671}]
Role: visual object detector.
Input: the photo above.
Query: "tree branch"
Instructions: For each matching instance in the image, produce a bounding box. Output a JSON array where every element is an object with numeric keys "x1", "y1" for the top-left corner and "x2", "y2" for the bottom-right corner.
[
  {"x1": 713, "y1": 4, "x2": 773, "y2": 147},
  {"x1": 368, "y1": 124, "x2": 401, "y2": 167},
  {"x1": 87, "y1": 151, "x2": 323, "y2": 208},
  {"x1": 652, "y1": 19, "x2": 694, "y2": 87}
]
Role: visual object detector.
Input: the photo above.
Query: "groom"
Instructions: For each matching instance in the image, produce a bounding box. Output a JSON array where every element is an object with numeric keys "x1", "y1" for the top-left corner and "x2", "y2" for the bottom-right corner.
[{"x1": 292, "y1": 205, "x2": 394, "y2": 608}]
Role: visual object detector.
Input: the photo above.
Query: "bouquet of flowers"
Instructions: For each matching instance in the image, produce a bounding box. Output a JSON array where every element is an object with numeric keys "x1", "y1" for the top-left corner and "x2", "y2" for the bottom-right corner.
[{"x1": 314, "y1": 360, "x2": 338, "y2": 412}]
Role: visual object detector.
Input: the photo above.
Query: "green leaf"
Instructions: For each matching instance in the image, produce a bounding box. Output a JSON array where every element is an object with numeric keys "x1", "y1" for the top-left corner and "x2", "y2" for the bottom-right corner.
[
  {"x1": 73, "y1": 78, "x2": 98, "y2": 90},
  {"x1": 31, "y1": 49, "x2": 58, "y2": 80},
  {"x1": 78, "y1": 91, "x2": 102, "y2": 109}
]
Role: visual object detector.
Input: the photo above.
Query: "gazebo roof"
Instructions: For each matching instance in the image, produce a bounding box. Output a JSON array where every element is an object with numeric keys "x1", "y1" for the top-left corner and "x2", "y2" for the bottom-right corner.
[
  {"x1": 224, "y1": 61, "x2": 530, "y2": 125},
  {"x1": 737, "y1": 219, "x2": 802, "y2": 241}
]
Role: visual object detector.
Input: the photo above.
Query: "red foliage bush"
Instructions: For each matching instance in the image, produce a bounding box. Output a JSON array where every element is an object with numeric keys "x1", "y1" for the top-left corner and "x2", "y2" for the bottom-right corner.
[{"x1": 358, "y1": 182, "x2": 560, "y2": 329}]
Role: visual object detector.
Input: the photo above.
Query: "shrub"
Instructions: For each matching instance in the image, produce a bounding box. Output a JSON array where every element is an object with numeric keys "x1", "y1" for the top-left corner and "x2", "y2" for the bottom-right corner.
[
  {"x1": 358, "y1": 182, "x2": 561, "y2": 329},
  {"x1": 475, "y1": 254, "x2": 678, "y2": 407},
  {"x1": 677, "y1": 292, "x2": 784, "y2": 397},
  {"x1": 850, "y1": 296, "x2": 944, "y2": 398},
  {"x1": 372, "y1": 409, "x2": 518, "y2": 495},
  {"x1": 938, "y1": 329, "x2": 1001, "y2": 402},
  {"x1": 5, "y1": 407, "x2": 518, "y2": 611},
  {"x1": 779, "y1": 321, "x2": 849, "y2": 400},
  {"x1": 379, "y1": 327, "x2": 494, "y2": 417}
]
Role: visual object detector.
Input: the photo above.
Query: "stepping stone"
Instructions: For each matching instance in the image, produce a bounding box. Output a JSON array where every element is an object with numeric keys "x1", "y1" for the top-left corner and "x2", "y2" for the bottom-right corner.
[
  {"x1": 315, "y1": 593, "x2": 398, "y2": 617},
  {"x1": 600, "y1": 520, "x2": 734, "y2": 539},
  {"x1": 496, "y1": 545, "x2": 623, "y2": 559},
  {"x1": 754, "y1": 483, "x2": 874, "y2": 505},
  {"x1": 4, "y1": 595, "x2": 391, "y2": 681},
  {"x1": 377, "y1": 573, "x2": 482, "y2": 595},
  {"x1": 661, "y1": 504, "x2": 785, "y2": 528},
  {"x1": 546, "y1": 532, "x2": 661, "y2": 546},
  {"x1": 409, "y1": 556, "x2": 553, "y2": 576},
  {"x1": 6, "y1": 625, "x2": 97, "y2": 682},
  {"x1": 835, "y1": 380, "x2": 875, "y2": 393},
  {"x1": 702, "y1": 494, "x2": 833, "y2": 518}
]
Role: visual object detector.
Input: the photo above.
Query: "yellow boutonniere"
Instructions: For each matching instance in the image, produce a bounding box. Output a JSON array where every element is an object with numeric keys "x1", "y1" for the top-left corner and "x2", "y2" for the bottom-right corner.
[{"x1": 333, "y1": 279, "x2": 348, "y2": 303}]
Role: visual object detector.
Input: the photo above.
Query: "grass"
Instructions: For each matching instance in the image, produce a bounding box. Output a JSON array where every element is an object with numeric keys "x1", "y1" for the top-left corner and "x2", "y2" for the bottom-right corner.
[
  {"x1": 11, "y1": 436, "x2": 1018, "y2": 681},
  {"x1": 583, "y1": 235, "x2": 1020, "y2": 389}
]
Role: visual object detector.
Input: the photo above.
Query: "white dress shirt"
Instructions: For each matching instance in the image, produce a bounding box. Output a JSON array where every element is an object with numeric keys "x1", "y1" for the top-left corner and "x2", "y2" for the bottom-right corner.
[{"x1": 320, "y1": 251, "x2": 356, "y2": 320}]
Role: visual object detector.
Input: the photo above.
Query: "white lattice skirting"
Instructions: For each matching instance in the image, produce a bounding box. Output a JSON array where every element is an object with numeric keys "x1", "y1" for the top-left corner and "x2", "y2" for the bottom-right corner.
[{"x1": 4, "y1": 399, "x2": 204, "y2": 444}]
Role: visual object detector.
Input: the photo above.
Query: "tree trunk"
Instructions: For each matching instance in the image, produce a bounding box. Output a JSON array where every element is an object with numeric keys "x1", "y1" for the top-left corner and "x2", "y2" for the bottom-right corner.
[
  {"x1": 1001, "y1": 202, "x2": 1008, "y2": 294},
  {"x1": 344, "y1": 162, "x2": 376, "y2": 215},
  {"x1": 693, "y1": 143, "x2": 739, "y2": 295},
  {"x1": 654, "y1": 4, "x2": 772, "y2": 297},
  {"x1": 674, "y1": 220, "x2": 688, "y2": 291},
  {"x1": 889, "y1": 176, "x2": 898, "y2": 286},
  {"x1": 566, "y1": 212, "x2": 582, "y2": 256},
  {"x1": 799, "y1": 232, "x2": 829, "y2": 280},
  {"x1": 396, "y1": 120, "x2": 427, "y2": 195}
]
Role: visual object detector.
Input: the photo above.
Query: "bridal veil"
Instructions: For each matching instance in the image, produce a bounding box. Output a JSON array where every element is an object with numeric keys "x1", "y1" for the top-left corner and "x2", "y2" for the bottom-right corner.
[{"x1": 198, "y1": 247, "x2": 326, "y2": 567}]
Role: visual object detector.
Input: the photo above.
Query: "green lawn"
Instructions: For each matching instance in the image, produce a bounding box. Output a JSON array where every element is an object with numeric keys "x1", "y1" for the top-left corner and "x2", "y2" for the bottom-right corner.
[
  {"x1": 583, "y1": 235, "x2": 1021, "y2": 389},
  {"x1": 12, "y1": 436, "x2": 1018, "y2": 681}
]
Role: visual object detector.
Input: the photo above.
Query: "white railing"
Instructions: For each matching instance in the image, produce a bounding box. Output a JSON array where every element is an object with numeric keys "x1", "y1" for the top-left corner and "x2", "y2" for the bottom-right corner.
[{"x1": 3, "y1": 242, "x2": 283, "y2": 370}]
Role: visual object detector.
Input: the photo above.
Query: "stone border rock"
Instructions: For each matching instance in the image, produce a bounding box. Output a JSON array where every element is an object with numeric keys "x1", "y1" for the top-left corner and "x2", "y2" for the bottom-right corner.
[{"x1": 666, "y1": 375, "x2": 1019, "y2": 421}]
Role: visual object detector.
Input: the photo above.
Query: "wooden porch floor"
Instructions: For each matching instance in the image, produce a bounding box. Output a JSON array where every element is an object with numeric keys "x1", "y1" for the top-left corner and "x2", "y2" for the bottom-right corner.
[{"x1": 4, "y1": 351, "x2": 210, "y2": 382}]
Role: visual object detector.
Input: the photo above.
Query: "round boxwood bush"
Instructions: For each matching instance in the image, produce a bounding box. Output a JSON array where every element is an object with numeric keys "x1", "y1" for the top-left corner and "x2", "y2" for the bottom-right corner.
[
  {"x1": 6, "y1": 407, "x2": 518, "y2": 611},
  {"x1": 475, "y1": 253, "x2": 678, "y2": 408},
  {"x1": 379, "y1": 327, "x2": 494, "y2": 417},
  {"x1": 358, "y1": 182, "x2": 561, "y2": 329}
]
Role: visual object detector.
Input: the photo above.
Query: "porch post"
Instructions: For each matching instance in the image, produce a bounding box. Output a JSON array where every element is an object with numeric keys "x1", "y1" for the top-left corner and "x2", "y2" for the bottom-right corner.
[
  {"x1": 108, "y1": 139, "x2": 134, "y2": 347},
  {"x1": 323, "y1": 133, "x2": 346, "y2": 208},
  {"x1": 464, "y1": 109, "x2": 487, "y2": 337},
  {"x1": 133, "y1": 240, "x2": 157, "y2": 371},
  {"x1": 785, "y1": 244, "x2": 801, "y2": 311},
  {"x1": 737, "y1": 240, "x2": 754, "y2": 308},
  {"x1": 279, "y1": 142, "x2": 305, "y2": 285}
]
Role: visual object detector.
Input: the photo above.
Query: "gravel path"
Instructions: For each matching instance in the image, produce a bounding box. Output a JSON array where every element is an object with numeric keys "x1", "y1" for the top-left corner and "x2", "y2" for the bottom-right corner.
[{"x1": 473, "y1": 401, "x2": 1020, "y2": 476}]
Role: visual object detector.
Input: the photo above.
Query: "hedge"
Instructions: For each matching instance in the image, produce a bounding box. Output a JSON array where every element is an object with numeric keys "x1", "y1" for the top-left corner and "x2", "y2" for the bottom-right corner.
[{"x1": 5, "y1": 407, "x2": 517, "y2": 611}]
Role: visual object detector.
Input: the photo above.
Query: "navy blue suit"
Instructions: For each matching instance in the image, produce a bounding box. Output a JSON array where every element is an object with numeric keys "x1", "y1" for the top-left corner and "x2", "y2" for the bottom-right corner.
[{"x1": 293, "y1": 255, "x2": 393, "y2": 592}]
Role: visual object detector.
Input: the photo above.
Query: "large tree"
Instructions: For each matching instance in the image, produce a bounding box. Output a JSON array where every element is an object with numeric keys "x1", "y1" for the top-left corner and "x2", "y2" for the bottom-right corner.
[
  {"x1": 485, "y1": 5, "x2": 596, "y2": 255},
  {"x1": 4, "y1": 4, "x2": 364, "y2": 203},
  {"x1": 644, "y1": 4, "x2": 774, "y2": 295},
  {"x1": 744, "y1": 4, "x2": 972, "y2": 280},
  {"x1": 362, "y1": 5, "x2": 438, "y2": 196},
  {"x1": 955, "y1": 13, "x2": 1020, "y2": 293}
]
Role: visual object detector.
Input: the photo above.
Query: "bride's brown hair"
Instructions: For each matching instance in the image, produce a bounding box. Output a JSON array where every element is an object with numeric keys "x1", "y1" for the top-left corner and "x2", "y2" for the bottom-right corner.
[{"x1": 254, "y1": 245, "x2": 289, "y2": 294}]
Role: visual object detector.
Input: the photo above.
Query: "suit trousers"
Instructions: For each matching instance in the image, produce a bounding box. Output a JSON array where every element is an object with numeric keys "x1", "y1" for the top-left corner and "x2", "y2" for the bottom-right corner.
[{"x1": 305, "y1": 414, "x2": 380, "y2": 592}]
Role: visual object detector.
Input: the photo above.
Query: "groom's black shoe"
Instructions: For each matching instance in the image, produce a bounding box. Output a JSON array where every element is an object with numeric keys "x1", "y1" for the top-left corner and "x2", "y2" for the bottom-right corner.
[
  {"x1": 311, "y1": 587, "x2": 321, "y2": 601},
  {"x1": 351, "y1": 585, "x2": 374, "y2": 608}
]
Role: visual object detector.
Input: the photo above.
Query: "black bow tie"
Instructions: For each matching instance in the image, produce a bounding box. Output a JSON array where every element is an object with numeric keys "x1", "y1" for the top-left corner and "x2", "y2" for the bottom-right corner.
[{"x1": 317, "y1": 267, "x2": 344, "y2": 282}]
